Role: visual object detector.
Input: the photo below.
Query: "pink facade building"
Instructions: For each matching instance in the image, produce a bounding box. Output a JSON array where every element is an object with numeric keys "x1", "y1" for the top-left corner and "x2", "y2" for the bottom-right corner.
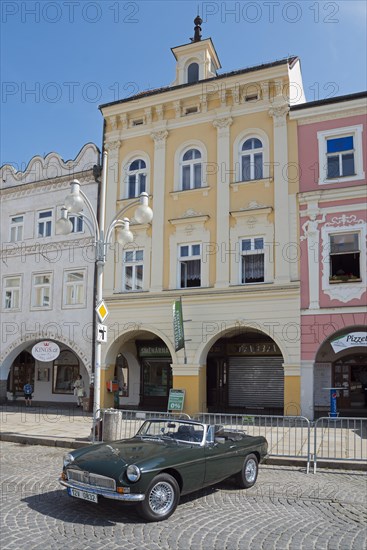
[{"x1": 291, "y1": 92, "x2": 367, "y2": 419}]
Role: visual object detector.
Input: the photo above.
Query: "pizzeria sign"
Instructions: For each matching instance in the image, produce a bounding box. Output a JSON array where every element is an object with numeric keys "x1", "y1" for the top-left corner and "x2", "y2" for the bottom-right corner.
[
  {"x1": 330, "y1": 332, "x2": 367, "y2": 353},
  {"x1": 32, "y1": 341, "x2": 60, "y2": 362}
]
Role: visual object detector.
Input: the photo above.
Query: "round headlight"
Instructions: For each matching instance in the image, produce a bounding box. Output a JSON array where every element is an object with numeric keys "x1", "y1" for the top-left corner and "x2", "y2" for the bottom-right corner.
[
  {"x1": 63, "y1": 452, "x2": 75, "y2": 468},
  {"x1": 126, "y1": 464, "x2": 141, "y2": 482}
]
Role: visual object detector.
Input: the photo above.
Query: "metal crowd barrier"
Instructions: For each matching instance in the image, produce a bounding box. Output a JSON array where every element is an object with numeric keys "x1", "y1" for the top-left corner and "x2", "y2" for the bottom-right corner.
[
  {"x1": 193, "y1": 412, "x2": 311, "y2": 473},
  {"x1": 313, "y1": 417, "x2": 367, "y2": 473},
  {"x1": 92, "y1": 409, "x2": 366, "y2": 474}
]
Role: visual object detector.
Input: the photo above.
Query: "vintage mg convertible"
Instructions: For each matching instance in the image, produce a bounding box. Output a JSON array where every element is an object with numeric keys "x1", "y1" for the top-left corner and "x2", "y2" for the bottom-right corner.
[{"x1": 60, "y1": 418, "x2": 268, "y2": 521}]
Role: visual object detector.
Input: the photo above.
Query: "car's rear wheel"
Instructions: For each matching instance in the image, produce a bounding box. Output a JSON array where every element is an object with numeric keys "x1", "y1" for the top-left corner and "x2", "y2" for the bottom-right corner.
[
  {"x1": 137, "y1": 473, "x2": 180, "y2": 522},
  {"x1": 236, "y1": 453, "x2": 258, "y2": 488}
]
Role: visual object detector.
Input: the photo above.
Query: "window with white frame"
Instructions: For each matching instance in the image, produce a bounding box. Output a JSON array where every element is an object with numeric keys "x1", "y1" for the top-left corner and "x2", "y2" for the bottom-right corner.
[
  {"x1": 69, "y1": 215, "x2": 84, "y2": 233},
  {"x1": 240, "y1": 237, "x2": 265, "y2": 284},
  {"x1": 127, "y1": 159, "x2": 146, "y2": 198},
  {"x1": 329, "y1": 232, "x2": 361, "y2": 282},
  {"x1": 64, "y1": 271, "x2": 86, "y2": 305},
  {"x1": 37, "y1": 210, "x2": 52, "y2": 238},
  {"x1": 3, "y1": 276, "x2": 21, "y2": 309},
  {"x1": 179, "y1": 244, "x2": 201, "y2": 288},
  {"x1": 32, "y1": 273, "x2": 52, "y2": 308},
  {"x1": 240, "y1": 138, "x2": 263, "y2": 181},
  {"x1": 318, "y1": 125, "x2": 364, "y2": 184},
  {"x1": 326, "y1": 136, "x2": 355, "y2": 178},
  {"x1": 181, "y1": 149, "x2": 202, "y2": 190},
  {"x1": 10, "y1": 215, "x2": 24, "y2": 242},
  {"x1": 123, "y1": 250, "x2": 144, "y2": 291}
]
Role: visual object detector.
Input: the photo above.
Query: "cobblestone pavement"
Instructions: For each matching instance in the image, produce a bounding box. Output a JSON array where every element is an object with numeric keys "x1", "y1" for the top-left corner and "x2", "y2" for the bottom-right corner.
[{"x1": 1, "y1": 442, "x2": 366, "y2": 550}]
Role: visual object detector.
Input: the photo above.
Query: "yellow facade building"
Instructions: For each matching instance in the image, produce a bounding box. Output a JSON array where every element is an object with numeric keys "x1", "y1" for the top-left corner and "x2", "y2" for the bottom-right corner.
[{"x1": 99, "y1": 21, "x2": 304, "y2": 416}]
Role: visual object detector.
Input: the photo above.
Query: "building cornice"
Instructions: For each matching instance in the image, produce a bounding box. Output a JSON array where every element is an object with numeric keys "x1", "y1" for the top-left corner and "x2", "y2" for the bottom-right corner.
[
  {"x1": 298, "y1": 185, "x2": 367, "y2": 204},
  {"x1": 106, "y1": 282, "x2": 300, "y2": 305},
  {"x1": 289, "y1": 97, "x2": 366, "y2": 124}
]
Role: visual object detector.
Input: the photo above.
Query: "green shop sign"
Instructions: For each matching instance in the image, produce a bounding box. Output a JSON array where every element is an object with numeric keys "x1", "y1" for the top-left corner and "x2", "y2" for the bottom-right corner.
[{"x1": 168, "y1": 389, "x2": 185, "y2": 412}]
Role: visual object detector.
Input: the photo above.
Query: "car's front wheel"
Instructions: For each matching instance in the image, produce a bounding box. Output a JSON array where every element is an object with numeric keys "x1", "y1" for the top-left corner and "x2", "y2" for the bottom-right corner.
[
  {"x1": 137, "y1": 473, "x2": 180, "y2": 522},
  {"x1": 236, "y1": 453, "x2": 258, "y2": 488}
]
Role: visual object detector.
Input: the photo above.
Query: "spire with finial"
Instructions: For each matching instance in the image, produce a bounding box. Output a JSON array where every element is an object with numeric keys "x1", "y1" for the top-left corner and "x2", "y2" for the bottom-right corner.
[{"x1": 191, "y1": 15, "x2": 202, "y2": 42}]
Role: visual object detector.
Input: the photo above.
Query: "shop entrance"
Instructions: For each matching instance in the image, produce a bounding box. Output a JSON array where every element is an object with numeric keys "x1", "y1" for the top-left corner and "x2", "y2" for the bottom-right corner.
[
  {"x1": 333, "y1": 355, "x2": 367, "y2": 411},
  {"x1": 7, "y1": 351, "x2": 35, "y2": 396},
  {"x1": 206, "y1": 332, "x2": 284, "y2": 414},
  {"x1": 137, "y1": 340, "x2": 173, "y2": 410}
]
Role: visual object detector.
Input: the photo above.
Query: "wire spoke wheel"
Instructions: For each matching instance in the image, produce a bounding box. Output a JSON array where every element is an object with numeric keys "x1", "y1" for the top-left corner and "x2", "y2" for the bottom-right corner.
[
  {"x1": 236, "y1": 453, "x2": 259, "y2": 489},
  {"x1": 138, "y1": 473, "x2": 180, "y2": 521},
  {"x1": 245, "y1": 458, "x2": 257, "y2": 483},
  {"x1": 149, "y1": 481, "x2": 175, "y2": 515}
]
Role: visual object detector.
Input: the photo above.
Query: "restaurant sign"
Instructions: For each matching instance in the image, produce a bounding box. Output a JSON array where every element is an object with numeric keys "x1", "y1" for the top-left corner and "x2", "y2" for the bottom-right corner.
[
  {"x1": 330, "y1": 332, "x2": 367, "y2": 353},
  {"x1": 32, "y1": 341, "x2": 60, "y2": 362}
]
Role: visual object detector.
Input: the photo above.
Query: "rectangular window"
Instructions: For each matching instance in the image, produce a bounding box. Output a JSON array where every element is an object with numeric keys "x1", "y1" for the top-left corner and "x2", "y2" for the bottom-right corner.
[
  {"x1": 64, "y1": 271, "x2": 86, "y2": 305},
  {"x1": 329, "y1": 232, "x2": 360, "y2": 282},
  {"x1": 179, "y1": 244, "x2": 201, "y2": 288},
  {"x1": 32, "y1": 273, "x2": 52, "y2": 308},
  {"x1": 69, "y1": 215, "x2": 84, "y2": 233},
  {"x1": 38, "y1": 210, "x2": 52, "y2": 238},
  {"x1": 10, "y1": 215, "x2": 24, "y2": 242},
  {"x1": 241, "y1": 237, "x2": 264, "y2": 284},
  {"x1": 326, "y1": 136, "x2": 355, "y2": 178},
  {"x1": 317, "y1": 125, "x2": 364, "y2": 184},
  {"x1": 3, "y1": 276, "x2": 21, "y2": 309},
  {"x1": 123, "y1": 250, "x2": 144, "y2": 291}
]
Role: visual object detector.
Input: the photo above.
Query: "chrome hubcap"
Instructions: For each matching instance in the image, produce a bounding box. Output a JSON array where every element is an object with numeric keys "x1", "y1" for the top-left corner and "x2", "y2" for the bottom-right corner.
[
  {"x1": 245, "y1": 459, "x2": 257, "y2": 482},
  {"x1": 149, "y1": 481, "x2": 174, "y2": 515}
]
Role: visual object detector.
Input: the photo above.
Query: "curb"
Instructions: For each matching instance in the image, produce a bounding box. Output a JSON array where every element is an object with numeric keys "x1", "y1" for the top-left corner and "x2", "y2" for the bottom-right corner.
[{"x1": 0, "y1": 433, "x2": 92, "y2": 449}]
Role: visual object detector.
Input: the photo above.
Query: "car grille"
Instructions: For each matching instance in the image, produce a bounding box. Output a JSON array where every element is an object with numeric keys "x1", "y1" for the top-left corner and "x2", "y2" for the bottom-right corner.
[{"x1": 67, "y1": 469, "x2": 116, "y2": 491}]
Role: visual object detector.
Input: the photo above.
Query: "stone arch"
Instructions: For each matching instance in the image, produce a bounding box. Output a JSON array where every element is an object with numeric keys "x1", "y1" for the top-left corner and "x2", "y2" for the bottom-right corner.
[
  {"x1": 103, "y1": 324, "x2": 177, "y2": 366},
  {"x1": 0, "y1": 334, "x2": 91, "y2": 380},
  {"x1": 195, "y1": 322, "x2": 288, "y2": 365}
]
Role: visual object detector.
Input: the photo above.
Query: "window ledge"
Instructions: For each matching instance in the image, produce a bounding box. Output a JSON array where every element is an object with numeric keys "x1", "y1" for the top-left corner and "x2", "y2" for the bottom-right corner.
[
  {"x1": 230, "y1": 178, "x2": 272, "y2": 190},
  {"x1": 170, "y1": 186, "x2": 211, "y2": 200},
  {"x1": 329, "y1": 278, "x2": 362, "y2": 284}
]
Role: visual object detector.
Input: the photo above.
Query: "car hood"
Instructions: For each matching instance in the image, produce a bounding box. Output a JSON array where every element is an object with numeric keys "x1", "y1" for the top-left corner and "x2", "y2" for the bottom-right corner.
[{"x1": 69, "y1": 437, "x2": 191, "y2": 478}]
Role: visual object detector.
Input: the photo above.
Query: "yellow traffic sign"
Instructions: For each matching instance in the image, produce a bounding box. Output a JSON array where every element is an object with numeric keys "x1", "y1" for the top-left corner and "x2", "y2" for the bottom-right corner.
[{"x1": 96, "y1": 300, "x2": 109, "y2": 323}]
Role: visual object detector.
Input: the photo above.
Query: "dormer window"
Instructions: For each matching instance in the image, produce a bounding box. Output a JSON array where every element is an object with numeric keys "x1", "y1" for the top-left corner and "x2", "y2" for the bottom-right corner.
[{"x1": 187, "y1": 62, "x2": 199, "y2": 83}]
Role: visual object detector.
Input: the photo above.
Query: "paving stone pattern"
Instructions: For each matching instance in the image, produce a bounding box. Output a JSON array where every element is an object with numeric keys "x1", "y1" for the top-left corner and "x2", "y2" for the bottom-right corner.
[{"x1": 1, "y1": 442, "x2": 366, "y2": 550}]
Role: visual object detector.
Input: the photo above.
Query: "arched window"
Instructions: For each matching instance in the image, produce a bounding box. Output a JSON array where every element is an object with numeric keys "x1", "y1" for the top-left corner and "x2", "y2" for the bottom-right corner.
[
  {"x1": 240, "y1": 138, "x2": 263, "y2": 181},
  {"x1": 187, "y1": 62, "x2": 199, "y2": 83},
  {"x1": 181, "y1": 149, "x2": 202, "y2": 190},
  {"x1": 127, "y1": 159, "x2": 146, "y2": 198}
]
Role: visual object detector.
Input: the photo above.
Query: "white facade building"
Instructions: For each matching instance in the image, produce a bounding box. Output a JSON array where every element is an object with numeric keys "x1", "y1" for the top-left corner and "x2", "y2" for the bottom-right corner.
[{"x1": 0, "y1": 143, "x2": 100, "y2": 404}]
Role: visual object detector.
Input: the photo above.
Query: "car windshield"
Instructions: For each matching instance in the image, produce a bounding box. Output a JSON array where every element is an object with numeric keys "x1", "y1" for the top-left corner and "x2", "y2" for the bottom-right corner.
[{"x1": 136, "y1": 419, "x2": 205, "y2": 444}]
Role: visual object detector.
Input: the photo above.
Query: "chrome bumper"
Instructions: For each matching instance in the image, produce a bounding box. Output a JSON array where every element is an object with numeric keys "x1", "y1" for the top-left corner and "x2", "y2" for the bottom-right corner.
[{"x1": 59, "y1": 479, "x2": 145, "y2": 502}]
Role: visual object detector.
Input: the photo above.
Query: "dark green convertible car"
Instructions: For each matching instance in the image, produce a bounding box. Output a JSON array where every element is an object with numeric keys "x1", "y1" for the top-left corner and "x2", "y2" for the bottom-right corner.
[{"x1": 60, "y1": 418, "x2": 268, "y2": 521}]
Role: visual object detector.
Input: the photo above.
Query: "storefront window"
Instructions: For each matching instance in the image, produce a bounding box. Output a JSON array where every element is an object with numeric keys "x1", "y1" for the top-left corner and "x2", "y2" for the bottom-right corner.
[
  {"x1": 53, "y1": 350, "x2": 79, "y2": 394},
  {"x1": 142, "y1": 360, "x2": 171, "y2": 397}
]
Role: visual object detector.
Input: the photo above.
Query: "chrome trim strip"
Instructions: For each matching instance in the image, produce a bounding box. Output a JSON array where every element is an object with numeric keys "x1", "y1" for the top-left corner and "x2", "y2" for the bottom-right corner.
[{"x1": 59, "y1": 479, "x2": 145, "y2": 502}]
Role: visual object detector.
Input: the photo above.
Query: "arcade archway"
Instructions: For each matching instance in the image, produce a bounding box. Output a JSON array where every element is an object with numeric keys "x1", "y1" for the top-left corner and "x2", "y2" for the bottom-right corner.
[{"x1": 206, "y1": 330, "x2": 284, "y2": 414}]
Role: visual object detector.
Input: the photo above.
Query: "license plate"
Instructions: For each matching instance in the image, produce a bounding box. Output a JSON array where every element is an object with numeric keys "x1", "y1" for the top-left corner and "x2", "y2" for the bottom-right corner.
[{"x1": 67, "y1": 487, "x2": 98, "y2": 503}]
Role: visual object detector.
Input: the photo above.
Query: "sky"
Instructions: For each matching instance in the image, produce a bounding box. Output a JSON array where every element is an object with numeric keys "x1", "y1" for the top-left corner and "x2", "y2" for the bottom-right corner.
[{"x1": 1, "y1": 0, "x2": 366, "y2": 170}]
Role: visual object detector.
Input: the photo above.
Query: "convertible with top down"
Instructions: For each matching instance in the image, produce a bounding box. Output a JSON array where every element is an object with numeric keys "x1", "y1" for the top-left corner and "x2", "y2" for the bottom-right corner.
[{"x1": 60, "y1": 418, "x2": 268, "y2": 521}]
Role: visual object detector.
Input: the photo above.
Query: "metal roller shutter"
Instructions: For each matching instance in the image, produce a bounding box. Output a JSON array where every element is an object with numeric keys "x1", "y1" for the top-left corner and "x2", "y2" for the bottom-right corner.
[{"x1": 228, "y1": 357, "x2": 284, "y2": 407}]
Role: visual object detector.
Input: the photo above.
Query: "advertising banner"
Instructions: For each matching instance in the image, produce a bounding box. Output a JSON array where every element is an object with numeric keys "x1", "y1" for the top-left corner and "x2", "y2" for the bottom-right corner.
[
  {"x1": 330, "y1": 332, "x2": 367, "y2": 353},
  {"x1": 173, "y1": 299, "x2": 185, "y2": 352}
]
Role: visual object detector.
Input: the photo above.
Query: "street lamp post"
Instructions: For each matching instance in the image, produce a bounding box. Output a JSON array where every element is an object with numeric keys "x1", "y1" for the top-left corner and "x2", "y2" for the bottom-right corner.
[{"x1": 56, "y1": 150, "x2": 153, "y2": 424}]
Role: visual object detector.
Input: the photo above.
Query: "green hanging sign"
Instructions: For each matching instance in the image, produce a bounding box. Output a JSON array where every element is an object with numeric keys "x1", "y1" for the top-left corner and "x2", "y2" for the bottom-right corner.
[{"x1": 173, "y1": 299, "x2": 185, "y2": 352}]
